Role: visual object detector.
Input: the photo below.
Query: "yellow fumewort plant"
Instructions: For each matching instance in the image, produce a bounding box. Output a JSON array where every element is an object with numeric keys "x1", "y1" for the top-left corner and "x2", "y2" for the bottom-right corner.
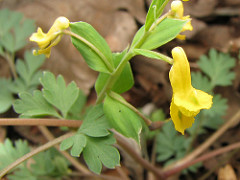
[
  {"x1": 30, "y1": 16, "x2": 69, "y2": 58},
  {"x1": 169, "y1": 0, "x2": 193, "y2": 40},
  {"x1": 169, "y1": 47, "x2": 213, "y2": 135}
]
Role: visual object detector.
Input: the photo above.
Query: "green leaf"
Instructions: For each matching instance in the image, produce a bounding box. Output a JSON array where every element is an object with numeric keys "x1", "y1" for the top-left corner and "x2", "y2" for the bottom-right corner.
[
  {"x1": 95, "y1": 51, "x2": 134, "y2": 95},
  {"x1": 191, "y1": 72, "x2": 212, "y2": 92},
  {"x1": 8, "y1": 168, "x2": 36, "y2": 180},
  {"x1": 103, "y1": 93, "x2": 142, "y2": 143},
  {"x1": 132, "y1": 18, "x2": 187, "y2": 50},
  {"x1": 0, "y1": 79, "x2": 14, "y2": 113},
  {"x1": 133, "y1": 49, "x2": 172, "y2": 63},
  {"x1": 70, "y1": 22, "x2": 114, "y2": 73},
  {"x1": 0, "y1": 9, "x2": 35, "y2": 53},
  {"x1": 198, "y1": 49, "x2": 236, "y2": 87},
  {"x1": 0, "y1": 9, "x2": 23, "y2": 36},
  {"x1": 202, "y1": 115, "x2": 224, "y2": 130},
  {"x1": 79, "y1": 104, "x2": 110, "y2": 137},
  {"x1": 203, "y1": 94, "x2": 227, "y2": 118},
  {"x1": 156, "y1": 121, "x2": 185, "y2": 162},
  {"x1": 60, "y1": 134, "x2": 87, "y2": 157},
  {"x1": 10, "y1": 51, "x2": 45, "y2": 94},
  {"x1": 13, "y1": 90, "x2": 60, "y2": 118},
  {"x1": 0, "y1": 139, "x2": 30, "y2": 170},
  {"x1": 40, "y1": 71, "x2": 79, "y2": 118},
  {"x1": 83, "y1": 134, "x2": 120, "y2": 174},
  {"x1": 66, "y1": 90, "x2": 86, "y2": 120},
  {"x1": 145, "y1": 0, "x2": 166, "y2": 31},
  {"x1": 13, "y1": 19, "x2": 35, "y2": 51},
  {"x1": 1, "y1": 31, "x2": 15, "y2": 53}
]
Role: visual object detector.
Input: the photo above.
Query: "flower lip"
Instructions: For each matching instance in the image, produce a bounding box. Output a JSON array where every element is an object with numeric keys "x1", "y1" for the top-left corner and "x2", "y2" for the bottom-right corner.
[{"x1": 29, "y1": 16, "x2": 70, "y2": 58}]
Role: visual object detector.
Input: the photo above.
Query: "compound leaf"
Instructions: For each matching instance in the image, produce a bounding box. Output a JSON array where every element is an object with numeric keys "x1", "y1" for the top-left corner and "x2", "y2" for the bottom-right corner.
[
  {"x1": 0, "y1": 79, "x2": 14, "y2": 113},
  {"x1": 66, "y1": 90, "x2": 86, "y2": 120},
  {"x1": 191, "y1": 72, "x2": 212, "y2": 92},
  {"x1": 83, "y1": 134, "x2": 120, "y2": 174},
  {"x1": 13, "y1": 90, "x2": 60, "y2": 118},
  {"x1": 198, "y1": 49, "x2": 235, "y2": 87},
  {"x1": 156, "y1": 122, "x2": 185, "y2": 162},
  {"x1": 60, "y1": 133, "x2": 87, "y2": 157},
  {"x1": 40, "y1": 71, "x2": 79, "y2": 118},
  {"x1": 10, "y1": 51, "x2": 45, "y2": 94},
  {"x1": 79, "y1": 104, "x2": 110, "y2": 137},
  {"x1": 0, "y1": 139, "x2": 30, "y2": 170}
]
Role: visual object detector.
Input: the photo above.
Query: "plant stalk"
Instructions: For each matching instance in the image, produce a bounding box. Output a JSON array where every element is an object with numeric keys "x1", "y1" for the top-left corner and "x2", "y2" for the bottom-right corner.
[{"x1": 0, "y1": 118, "x2": 82, "y2": 127}]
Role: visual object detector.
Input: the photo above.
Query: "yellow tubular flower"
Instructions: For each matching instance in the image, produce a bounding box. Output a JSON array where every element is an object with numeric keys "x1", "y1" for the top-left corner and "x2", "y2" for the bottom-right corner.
[
  {"x1": 169, "y1": 47, "x2": 213, "y2": 135},
  {"x1": 30, "y1": 16, "x2": 69, "y2": 58},
  {"x1": 169, "y1": 0, "x2": 193, "y2": 40}
]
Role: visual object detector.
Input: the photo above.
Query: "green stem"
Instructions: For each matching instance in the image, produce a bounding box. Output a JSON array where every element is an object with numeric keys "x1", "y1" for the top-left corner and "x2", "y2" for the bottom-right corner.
[
  {"x1": 62, "y1": 30, "x2": 114, "y2": 73},
  {"x1": 96, "y1": 12, "x2": 171, "y2": 104},
  {"x1": 0, "y1": 132, "x2": 74, "y2": 178},
  {"x1": 109, "y1": 91, "x2": 152, "y2": 126}
]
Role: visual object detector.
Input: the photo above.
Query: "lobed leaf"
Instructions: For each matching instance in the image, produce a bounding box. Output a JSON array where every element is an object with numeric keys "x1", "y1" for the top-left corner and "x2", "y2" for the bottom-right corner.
[
  {"x1": 40, "y1": 72, "x2": 79, "y2": 118},
  {"x1": 83, "y1": 134, "x2": 120, "y2": 174},
  {"x1": 198, "y1": 49, "x2": 236, "y2": 87},
  {"x1": 0, "y1": 79, "x2": 14, "y2": 113},
  {"x1": 13, "y1": 90, "x2": 60, "y2": 118},
  {"x1": 0, "y1": 139, "x2": 30, "y2": 170},
  {"x1": 79, "y1": 104, "x2": 111, "y2": 137},
  {"x1": 191, "y1": 72, "x2": 212, "y2": 92}
]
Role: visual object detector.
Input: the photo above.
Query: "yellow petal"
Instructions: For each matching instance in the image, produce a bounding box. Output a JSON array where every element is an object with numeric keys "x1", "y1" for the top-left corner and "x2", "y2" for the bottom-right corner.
[
  {"x1": 171, "y1": 0, "x2": 184, "y2": 18},
  {"x1": 29, "y1": 16, "x2": 69, "y2": 58},
  {"x1": 176, "y1": 34, "x2": 186, "y2": 40},
  {"x1": 174, "y1": 88, "x2": 213, "y2": 117},
  {"x1": 48, "y1": 16, "x2": 70, "y2": 35},
  {"x1": 170, "y1": 101, "x2": 195, "y2": 135},
  {"x1": 169, "y1": 47, "x2": 192, "y2": 95},
  {"x1": 169, "y1": 47, "x2": 213, "y2": 133}
]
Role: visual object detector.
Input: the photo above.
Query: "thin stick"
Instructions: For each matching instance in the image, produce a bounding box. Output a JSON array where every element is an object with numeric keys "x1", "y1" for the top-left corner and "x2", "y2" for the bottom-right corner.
[
  {"x1": 0, "y1": 118, "x2": 82, "y2": 127},
  {"x1": 38, "y1": 126, "x2": 91, "y2": 174},
  {"x1": 0, "y1": 132, "x2": 74, "y2": 178},
  {"x1": 163, "y1": 141, "x2": 240, "y2": 177},
  {"x1": 113, "y1": 130, "x2": 164, "y2": 179}
]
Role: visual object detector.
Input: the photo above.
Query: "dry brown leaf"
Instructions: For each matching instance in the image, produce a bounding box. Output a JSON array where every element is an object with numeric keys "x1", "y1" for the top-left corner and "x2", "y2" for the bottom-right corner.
[{"x1": 218, "y1": 164, "x2": 237, "y2": 180}]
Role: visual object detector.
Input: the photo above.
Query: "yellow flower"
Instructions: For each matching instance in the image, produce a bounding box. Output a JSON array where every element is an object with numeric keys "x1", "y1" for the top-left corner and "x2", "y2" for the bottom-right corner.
[
  {"x1": 30, "y1": 16, "x2": 69, "y2": 58},
  {"x1": 169, "y1": 47, "x2": 213, "y2": 134},
  {"x1": 168, "y1": 0, "x2": 193, "y2": 40}
]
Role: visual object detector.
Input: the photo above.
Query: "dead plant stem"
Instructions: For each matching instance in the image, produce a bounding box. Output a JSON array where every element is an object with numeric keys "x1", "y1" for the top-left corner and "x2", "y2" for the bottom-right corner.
[
  {"x1": 0, "y1": 132, "x2": 74, "y2": 178},
  {"x1": 38, "y1": 126, "x2": 90, "y2": 174},
  {"x1": 0, "y1": 118, "x2": 82, "y2": 127}
]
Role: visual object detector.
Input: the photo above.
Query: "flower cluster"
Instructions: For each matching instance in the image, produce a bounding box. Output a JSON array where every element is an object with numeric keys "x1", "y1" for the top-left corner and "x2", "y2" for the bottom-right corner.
[
  {"x1": 30, "y1": 16, "x2": 69, "y2": 58},
  {"x1": 169, "y1": 47, "x2": 213, "y2": 134},
  {"x1": 168, "y1": 0, "x2": 193, "y2": 40}
]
